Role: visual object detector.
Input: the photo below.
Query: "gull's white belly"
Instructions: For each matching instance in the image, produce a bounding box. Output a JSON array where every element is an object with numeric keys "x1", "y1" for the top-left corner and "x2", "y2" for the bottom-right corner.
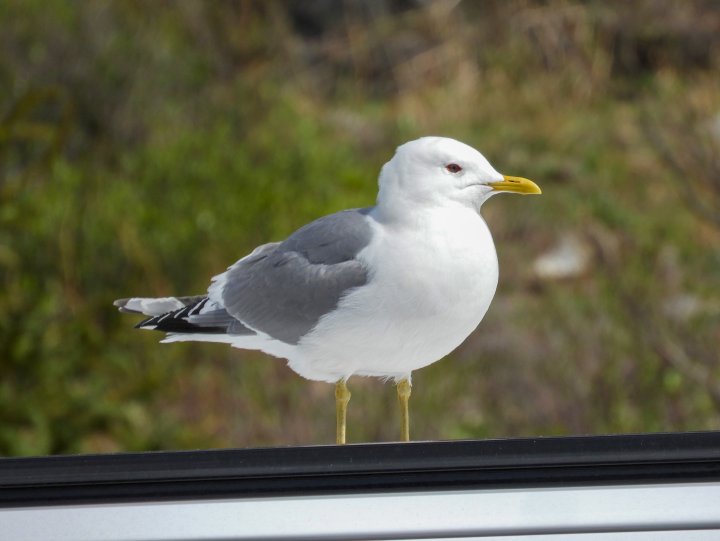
[{"x1": 295, "y1": 209, "x2": 498, "y2": 382}]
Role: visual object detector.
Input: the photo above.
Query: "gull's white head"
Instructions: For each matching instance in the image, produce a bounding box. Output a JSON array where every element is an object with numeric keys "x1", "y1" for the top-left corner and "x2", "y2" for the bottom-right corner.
[{"x1": 377, "y1": 136, "x2": 540, "y2": 213}]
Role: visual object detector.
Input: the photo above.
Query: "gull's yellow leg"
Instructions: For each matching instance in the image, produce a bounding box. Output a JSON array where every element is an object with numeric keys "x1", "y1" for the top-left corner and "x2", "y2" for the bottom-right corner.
[
  {"x1": 335, "y1": 379, "x2": 351, "y2": 444},
  {"x1": 396, "y1": 378, "x2": 412, "y2": 442}
]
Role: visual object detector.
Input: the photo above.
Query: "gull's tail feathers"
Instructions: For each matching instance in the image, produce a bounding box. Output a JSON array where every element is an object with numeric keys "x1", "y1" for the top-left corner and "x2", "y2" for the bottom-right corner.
[{"x1": 114, "y1": 295, "x2": 256, "y2": 336}]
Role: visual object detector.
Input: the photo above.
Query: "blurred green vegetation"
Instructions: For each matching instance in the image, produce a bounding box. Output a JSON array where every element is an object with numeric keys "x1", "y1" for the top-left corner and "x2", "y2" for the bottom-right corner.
[{"x1": 1, "y1": 0, "x2": 719, "y2": 455}]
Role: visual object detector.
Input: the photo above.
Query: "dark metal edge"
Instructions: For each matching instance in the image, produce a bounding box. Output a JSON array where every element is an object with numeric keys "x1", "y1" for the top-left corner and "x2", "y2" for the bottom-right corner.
[{"x1": 1, "y1": 431, "x2": 719, "y2": 507}]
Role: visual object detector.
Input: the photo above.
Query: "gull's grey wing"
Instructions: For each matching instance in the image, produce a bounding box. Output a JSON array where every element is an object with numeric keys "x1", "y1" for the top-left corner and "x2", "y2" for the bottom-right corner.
[{"x1": 218, "y1": 208, "x2": 373, "y2": 344}]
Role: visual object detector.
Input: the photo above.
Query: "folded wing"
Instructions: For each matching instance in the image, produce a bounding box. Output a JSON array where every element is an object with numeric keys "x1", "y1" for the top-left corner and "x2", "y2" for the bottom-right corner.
[{"x1": 206, "y1": 208, "x2": 373, "y2": 344}]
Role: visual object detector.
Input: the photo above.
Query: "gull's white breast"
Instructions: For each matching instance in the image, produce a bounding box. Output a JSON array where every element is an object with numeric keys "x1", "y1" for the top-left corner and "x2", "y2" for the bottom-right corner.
[{"x1": 294, "y1": 207, "x2": 499, "y2": 382}]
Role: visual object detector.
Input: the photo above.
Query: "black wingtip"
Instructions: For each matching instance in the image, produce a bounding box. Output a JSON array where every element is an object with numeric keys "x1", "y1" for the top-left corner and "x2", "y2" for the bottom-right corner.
[
  {"x1": 130, "y1": 298, "x2": 228, "y2": 334},
  {"x1": 134, "y1": 318, "x2": 154, "y2": 329}
]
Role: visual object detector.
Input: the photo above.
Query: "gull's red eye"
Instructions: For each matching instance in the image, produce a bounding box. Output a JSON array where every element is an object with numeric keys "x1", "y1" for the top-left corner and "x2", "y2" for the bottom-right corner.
[{"x1": 445, "y1": 163, "x2": 462, "y2": 173}]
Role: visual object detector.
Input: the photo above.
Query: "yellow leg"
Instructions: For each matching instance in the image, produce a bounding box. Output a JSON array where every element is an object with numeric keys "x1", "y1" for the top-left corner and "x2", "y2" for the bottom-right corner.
[
  {"x1": 335, "y1": 379, "x2": 351, "y2": 444},
  {"x1": 397, "y1": 378, "x2": 412, "y2": 442}
]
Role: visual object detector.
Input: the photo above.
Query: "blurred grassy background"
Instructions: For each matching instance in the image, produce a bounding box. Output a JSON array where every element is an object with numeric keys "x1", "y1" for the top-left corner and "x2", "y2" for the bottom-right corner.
[{"x1": 1, "y1": 0, "x2": 719, "y2": 456}]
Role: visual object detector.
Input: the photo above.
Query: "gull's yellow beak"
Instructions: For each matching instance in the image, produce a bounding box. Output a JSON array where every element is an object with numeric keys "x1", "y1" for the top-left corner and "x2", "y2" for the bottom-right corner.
[{"x1": 489, "y1": 175, "x2": 542, "y2": 195}]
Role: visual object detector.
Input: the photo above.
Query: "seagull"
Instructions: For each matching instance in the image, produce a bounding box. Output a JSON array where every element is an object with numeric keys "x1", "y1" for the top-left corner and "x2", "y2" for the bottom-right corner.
[{"x1": 115, "y1": 137, "x2": 541, "y2": 444}]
